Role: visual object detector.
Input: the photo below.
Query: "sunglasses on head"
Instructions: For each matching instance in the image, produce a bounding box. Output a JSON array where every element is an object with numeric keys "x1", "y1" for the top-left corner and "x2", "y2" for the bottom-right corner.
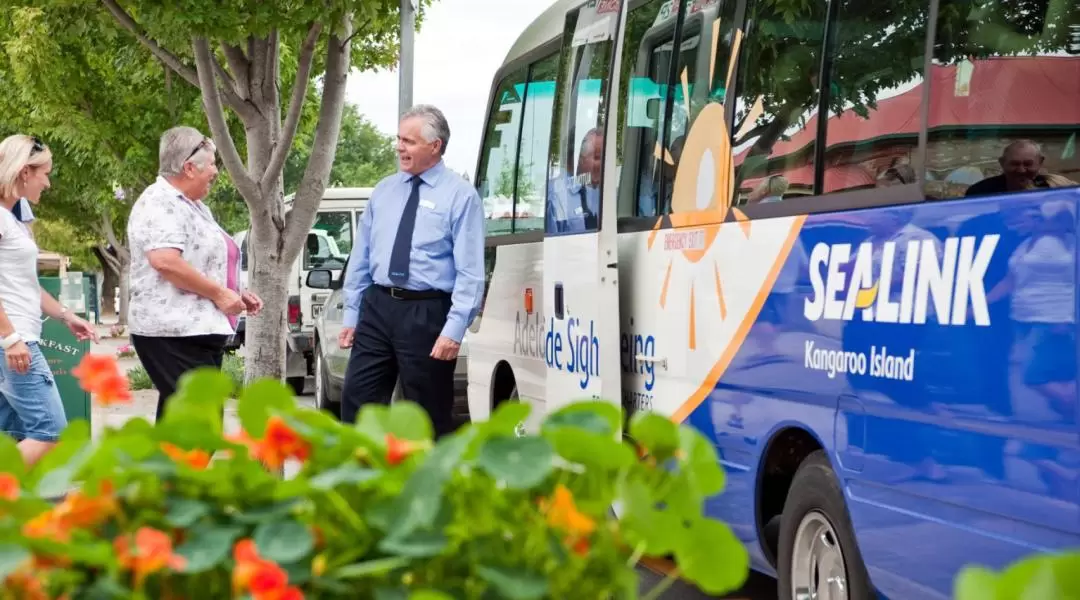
[
  {"x1": 185, "y1": 137, "x2": 211, "y2": 163},
  {"x1": 29, "y1": 136, "x2": 45, "y2": 155}
]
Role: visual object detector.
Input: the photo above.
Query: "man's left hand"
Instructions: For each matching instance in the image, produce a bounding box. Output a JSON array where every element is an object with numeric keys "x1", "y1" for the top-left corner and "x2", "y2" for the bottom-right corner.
[
  {"x1": 241, "y1": 292, "x2": 264, "y2": 316},
  {"x1": 430, "y1": 336, "x2": 460, "y2": 361},
  {"x1": 64, "y1": 315, "x2": 99, "y2": 342}
]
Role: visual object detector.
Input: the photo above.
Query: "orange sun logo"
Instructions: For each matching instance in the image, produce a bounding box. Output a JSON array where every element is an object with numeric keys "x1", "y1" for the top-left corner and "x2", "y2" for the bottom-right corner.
[{"x1": 646, "y1": 21, "x2": 765, "y2": 350}]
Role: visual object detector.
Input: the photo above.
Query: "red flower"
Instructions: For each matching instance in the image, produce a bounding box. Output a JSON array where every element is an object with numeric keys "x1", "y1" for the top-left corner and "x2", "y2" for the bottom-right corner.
[
  {"x1": 385, "y1": 433, "x2": 419, "y2": 466},
  {"x1": 72, "y1": 354, "x2": 132, "y2": 406},
  {"x1": 0, "y1": 473, "x2": 19, "y2": 501}
]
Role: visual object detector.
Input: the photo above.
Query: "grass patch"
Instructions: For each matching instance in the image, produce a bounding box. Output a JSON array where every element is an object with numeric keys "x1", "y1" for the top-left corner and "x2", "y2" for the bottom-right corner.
[{"x1": 127, "y1": 353, "x2": 245, "y2": 393}]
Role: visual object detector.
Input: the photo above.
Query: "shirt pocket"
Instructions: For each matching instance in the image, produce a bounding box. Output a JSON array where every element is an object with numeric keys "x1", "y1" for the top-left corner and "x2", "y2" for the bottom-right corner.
[{"x1": 414, "y1": 205, "x2": 451, "y2": 249}]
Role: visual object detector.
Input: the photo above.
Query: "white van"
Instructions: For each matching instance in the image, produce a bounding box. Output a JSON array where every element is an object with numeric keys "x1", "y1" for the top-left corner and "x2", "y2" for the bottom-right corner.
[{"x1": 231, "y1": 187, "x2": 372, "y2": 393}]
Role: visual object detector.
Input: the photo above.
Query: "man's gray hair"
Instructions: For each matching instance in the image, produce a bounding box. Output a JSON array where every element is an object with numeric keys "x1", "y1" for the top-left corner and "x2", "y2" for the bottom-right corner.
[
  {"x1": 159, "y1": 126, "x2": 216, "y2": 177},
  {"x1": 401, "y1": 104, "x2": 450, "y2": 155}
]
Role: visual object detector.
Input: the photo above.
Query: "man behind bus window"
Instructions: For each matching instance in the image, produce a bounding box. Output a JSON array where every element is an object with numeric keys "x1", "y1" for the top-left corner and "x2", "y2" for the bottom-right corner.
[
  {"x1": 965, "y1": 139, "x2": 1049, "y2": 197},
  {"x1": 337, "y1": 104, "x2": 484, "y2": 437},
  {"x1": 547, "y1": 128, "x2": 602, "y2": 233}
]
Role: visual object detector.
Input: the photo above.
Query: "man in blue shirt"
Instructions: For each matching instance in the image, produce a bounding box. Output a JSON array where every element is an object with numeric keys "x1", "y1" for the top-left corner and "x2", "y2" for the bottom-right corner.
[{"x1": 338, "y1": 104, "x2": 484, "y2": 435}]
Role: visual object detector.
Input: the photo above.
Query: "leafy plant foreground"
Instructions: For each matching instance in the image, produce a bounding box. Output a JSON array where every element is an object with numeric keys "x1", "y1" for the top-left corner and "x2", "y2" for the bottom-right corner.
[{"x1": 0, "y1": 355, "x2": 750, "y2": 599}]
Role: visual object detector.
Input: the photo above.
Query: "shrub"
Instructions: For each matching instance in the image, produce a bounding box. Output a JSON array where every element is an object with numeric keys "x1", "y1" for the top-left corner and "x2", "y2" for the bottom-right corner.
[
  {"x1": 0, "y1": 355, "x2": 750, "y2": 599},
  {"x1": 126, "y1": 354, "x2": 244, "y2": 394}
]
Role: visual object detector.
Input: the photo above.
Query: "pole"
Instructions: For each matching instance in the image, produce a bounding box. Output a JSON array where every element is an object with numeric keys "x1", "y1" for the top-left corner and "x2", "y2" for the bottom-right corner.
[{"x1": 398, "y1": 0, "x2": 416, "y2": 117}]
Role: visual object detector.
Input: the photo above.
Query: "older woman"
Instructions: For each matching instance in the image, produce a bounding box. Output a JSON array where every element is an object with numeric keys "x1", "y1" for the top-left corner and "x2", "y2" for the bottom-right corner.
[
  {"x1": 127, "y1": 126, "x2": 262, "y2": 420},
  {"x1": 0, "y1": 134, "x2": 97, "y2": 466}
]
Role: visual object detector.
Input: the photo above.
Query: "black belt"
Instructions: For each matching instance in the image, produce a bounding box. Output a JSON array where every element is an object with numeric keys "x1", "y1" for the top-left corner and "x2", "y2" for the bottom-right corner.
[{"x1": 373, "y1": 284, "x2": 450, "y2": 301}]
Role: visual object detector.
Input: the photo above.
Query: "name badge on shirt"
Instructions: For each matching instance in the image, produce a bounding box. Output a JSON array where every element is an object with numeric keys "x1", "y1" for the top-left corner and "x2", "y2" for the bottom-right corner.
[{"x1": 419, "y1": 199, "x2": 436, "y2": 210}]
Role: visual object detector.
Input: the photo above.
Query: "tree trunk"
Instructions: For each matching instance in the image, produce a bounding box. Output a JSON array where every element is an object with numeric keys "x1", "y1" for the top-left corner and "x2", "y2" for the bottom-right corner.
[
  {"x1": 96, "y1": 250, "x2": 119, "y2": 318},
  {"x1": 117, "y1": 254, "x2": 131, "y2": 326}
]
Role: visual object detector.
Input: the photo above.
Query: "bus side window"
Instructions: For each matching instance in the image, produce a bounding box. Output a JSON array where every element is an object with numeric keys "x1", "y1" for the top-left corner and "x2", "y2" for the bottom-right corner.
[
  {"x1": 513, "y1": 53, "x2": 560, "y2": 234},
  {"x1": 925, "y1": 0, "x2": 1080, "y2": 200},
  {"x1": 821, "y1": 0, "x2": 929, "y2": 194},
  {"x1": 613, "y1": 0, "x2": 689, "y2": 219},
  {"x1": 729, "y1": 0, "x2": 828, "y2": 205},
  {"x1": 477, "y1": 67, "x2": 529, "y2": 238}
]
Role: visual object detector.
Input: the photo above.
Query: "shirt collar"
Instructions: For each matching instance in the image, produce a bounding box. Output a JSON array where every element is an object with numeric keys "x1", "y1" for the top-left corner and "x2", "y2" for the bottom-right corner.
[
  {"x1": 156, "y1": 175, "x2": 195, "y2": 202},
  {"x1": 404, "y1": 159, "x2": 446, "y2": 187}
]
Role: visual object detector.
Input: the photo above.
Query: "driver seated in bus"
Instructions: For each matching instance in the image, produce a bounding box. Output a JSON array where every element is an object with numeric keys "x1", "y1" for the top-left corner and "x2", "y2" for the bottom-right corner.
[{"x1": 546, "y1": 128, "x2": 602, "y2": 233}]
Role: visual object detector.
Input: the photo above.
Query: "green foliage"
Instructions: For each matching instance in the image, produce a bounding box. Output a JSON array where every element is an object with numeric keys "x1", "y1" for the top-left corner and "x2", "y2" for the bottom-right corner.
[
  {"x1": 0, "y1": 368, "x2": 749, "y2": 598},
  {"x1": 956, "y1": 552, "x2": 1080, "y2": 599},
  {"x1": 29, "y1": 219, "x2": 100, "y2": 271},
  {"x1": 127, "y1": 353, "x2": 244, "y2": 393}
]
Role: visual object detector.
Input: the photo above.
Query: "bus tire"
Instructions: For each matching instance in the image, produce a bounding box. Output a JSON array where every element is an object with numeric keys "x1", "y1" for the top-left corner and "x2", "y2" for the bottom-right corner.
[{"x1": 777, "y1": 450, "x2": 874, "y2": 600}]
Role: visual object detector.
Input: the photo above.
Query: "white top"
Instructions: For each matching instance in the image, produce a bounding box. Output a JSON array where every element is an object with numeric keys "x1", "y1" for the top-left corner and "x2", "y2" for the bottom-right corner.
[
  {"x1": 0, "y1": 206, "x2": 41, "y2": 342},
  {"x1": 126, "y1": 177, "x2": 238, "y2": 337}
]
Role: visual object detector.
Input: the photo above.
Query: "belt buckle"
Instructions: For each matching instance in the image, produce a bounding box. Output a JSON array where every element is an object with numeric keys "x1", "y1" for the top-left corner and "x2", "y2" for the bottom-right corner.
[{"x1": 390, "y1": 287, "x2": 403, "y2": 300}]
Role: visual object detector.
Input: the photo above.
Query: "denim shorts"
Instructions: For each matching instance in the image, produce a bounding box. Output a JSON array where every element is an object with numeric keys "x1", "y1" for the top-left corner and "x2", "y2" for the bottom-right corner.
[{"x1": 0, "y1": 342, "x2": 67, "y2": 442}]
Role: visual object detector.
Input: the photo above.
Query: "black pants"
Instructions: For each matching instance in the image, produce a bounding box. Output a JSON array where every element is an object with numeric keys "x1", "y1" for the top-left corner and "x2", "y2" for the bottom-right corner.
[
  {"x1": 130, "y1": 334, "x2": 228, "y2": 421},
  {"x1": 341, "y1": 286, "x2": 457, "y2": 437}
]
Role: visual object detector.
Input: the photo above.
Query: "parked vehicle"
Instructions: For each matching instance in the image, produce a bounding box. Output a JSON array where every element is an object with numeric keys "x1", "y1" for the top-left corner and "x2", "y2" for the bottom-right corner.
[
  {"x1": 306, "y1": 266, "x2": 470, "y2": 427},
  {"x1": 229, "y1": 187, "x2": 372, "y2": 394}
]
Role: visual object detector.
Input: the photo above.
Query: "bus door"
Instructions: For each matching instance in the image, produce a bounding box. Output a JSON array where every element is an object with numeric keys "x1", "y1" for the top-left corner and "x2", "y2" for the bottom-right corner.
[{"x1": 543, "y1": 0, "x2": 627, "y2": 414}]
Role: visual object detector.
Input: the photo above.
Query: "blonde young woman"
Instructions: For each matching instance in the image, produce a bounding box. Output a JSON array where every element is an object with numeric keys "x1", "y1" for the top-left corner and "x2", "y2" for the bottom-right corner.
[{"x1": 0, "y1": 134, "x2": 97, "y2": 466}]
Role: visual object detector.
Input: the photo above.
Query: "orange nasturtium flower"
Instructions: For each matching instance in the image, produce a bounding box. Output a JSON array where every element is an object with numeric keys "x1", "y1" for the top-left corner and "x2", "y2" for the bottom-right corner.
[
  {"x1": 539, "y1": 484, "x2": 596, "y2": 556},
  {"x1": 114, "y1": 527, "x2": 186, "y2": 586},
  {"x1": 385, "y1": 433, "x2": 420, "y2": 466},
  {"x1": 23, "y1": 480, "x2": 118, "y2": 543},
  {"x1": 0, "y1": 472, "x2": 20, "y2": 501},
  {"x1": 72, "y1": 353, "x2": 132, "y2": 406},
  {"x1": 253, "y1": 416, "x2": 311, "y2": 469},
  {"x1": 232, "y1": 539, "x2": 303, "y2": 600},
  {"x1": 3, "y1": 566, "x2": 48, "y2": 600},
  {"x1": 161, "y1": 442, "x2": 212, "y2": 470}
]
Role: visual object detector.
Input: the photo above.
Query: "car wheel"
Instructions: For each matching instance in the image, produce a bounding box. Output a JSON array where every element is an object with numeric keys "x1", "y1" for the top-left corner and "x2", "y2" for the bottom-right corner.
[
  {"x1": 314, "y1": 344, "x2": 339, "y2": 417},
  {"x1": 286, "y1": 376, "x2": 306, "y2": 396},
  {"x1": 778, "y1": 450, "x2": 874, "y2": 600}
]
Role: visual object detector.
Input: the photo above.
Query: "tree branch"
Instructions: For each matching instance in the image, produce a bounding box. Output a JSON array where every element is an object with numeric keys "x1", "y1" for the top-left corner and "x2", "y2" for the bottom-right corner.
[
  {"x1": 284, "y1": 16, "x2": 353, "y2": 248},
  {"x1": 264, "y1": 29, "x2": 281, "y2": 101},
  {"x1": 222, "y1": 43, "x2": 251, "y2": 99},
  {"x1": 192, "y1": 37, "x2": 261, "y2": 204},
  {"x1": 95, "y1": 243, "x2": 121, "y2": 274},
  {"x1": 259, "y1": 23, "x2": 323, "y2": 192},
  {"x1": 99, "y1": 214, "x2": 130, "y2": 263},
  {"x1": 101, "y1": 0, "x2": 199, "y2": 88}
]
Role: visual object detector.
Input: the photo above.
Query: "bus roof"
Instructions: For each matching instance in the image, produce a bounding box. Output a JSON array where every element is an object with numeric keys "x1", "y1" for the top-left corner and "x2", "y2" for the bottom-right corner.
[{"x1": 501, "y1": 0, "x2": 576, "y2": 67}]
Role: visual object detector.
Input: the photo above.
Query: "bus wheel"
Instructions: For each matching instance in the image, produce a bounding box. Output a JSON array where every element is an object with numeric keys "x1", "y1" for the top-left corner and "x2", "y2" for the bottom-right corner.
[{"x1": 778, "y1": 450, "x2": 873, "y2": 600}]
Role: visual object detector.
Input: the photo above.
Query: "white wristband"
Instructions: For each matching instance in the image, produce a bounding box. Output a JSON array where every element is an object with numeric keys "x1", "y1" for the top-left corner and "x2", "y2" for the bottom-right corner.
[{"x1": 1, "y1": 333, "x2": 22, "y2": 350}]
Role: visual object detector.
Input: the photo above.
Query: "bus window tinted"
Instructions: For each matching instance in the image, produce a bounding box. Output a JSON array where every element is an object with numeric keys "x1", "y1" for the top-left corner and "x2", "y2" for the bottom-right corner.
[
  {"x1": 477, "y1": 67, "x2": 528, "y2": 237},
  {"x1": 926, "y1": 0, "x2": 1080, "y2": 199},
  {"x1": 515, "y1": 53, "x2": 560, "y2": 234},
  {"x1": 545, "y1": 1, "x2": 619, "y2": 235},
  {"x1": 614, "y1": 0, "x2": 685, "y2": 219},
  {"x1": 731, "y1": 0, "x2": 828, "y2": 204},
  {"x1": 821, "y1": 0, "x2": 928, "y2": 193}
]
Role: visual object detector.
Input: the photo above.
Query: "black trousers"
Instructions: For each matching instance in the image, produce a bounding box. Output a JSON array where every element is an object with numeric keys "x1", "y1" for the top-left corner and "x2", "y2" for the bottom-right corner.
[
  {"x1": 341, "y1": 286, "x2": 457, "y2": 437},
  {"x1": 130, "y1": 334, "x2": 228, "y2": 421}
]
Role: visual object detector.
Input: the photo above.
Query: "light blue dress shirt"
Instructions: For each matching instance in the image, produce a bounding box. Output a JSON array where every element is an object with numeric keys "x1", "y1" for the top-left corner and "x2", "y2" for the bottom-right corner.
[{"x1": 342, "y1": 160, "x2": 485, "y2": 343}]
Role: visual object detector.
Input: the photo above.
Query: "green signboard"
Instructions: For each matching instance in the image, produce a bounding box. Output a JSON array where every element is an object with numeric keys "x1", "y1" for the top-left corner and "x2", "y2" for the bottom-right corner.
[{"x1": 38, "y1": 277, "x2": 91, "y2": 424}]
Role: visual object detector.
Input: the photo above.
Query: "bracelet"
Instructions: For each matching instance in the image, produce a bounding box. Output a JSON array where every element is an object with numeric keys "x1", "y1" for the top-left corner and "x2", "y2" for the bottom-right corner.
[{"x1": 0, "y1": 333, "x2": 22, "y2": 351}]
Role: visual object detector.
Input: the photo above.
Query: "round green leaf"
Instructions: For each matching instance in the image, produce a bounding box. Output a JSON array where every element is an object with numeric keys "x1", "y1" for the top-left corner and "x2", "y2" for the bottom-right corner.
[
  {"x1": 335, "y1": 556, "x2": 410, "y2": 579},
  {"x1": 629, "y1": 412, "x2": 679, "y2": 457},
  {"x1": 545, "y1": 429, "x2": 634, "y2": 470},
  {"x1": 378, "y1": 530, "x2": 448, "y2": 558},
  {"x1": 165, "y1": 498, "x2": 210, "y2": 528},
  {"x1": 237, "y1": 379, "x2": 296, "y2": 437},
  {"x1": 387, "y1": 401, "x2": 434, "y2": 441},
  {"x1": 176, "y1": 526, "x2": 244, "y2": 573},
  {"x1": 674, "y1": 518, "x2": 748, "y2": 595},
  {"x1": 477, "y1": 436, "x2": 553, "y2": 489},
  {"x1": 254, "y1": 519, "x2": 314, "y2": 564}
]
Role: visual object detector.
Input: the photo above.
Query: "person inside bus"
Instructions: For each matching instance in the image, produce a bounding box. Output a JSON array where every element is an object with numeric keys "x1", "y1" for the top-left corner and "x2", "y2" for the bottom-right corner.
[
  {"x1": 747, "y1": 174, "x2": 789, "y2": 203},
  {"x1": 546, "y1": 128, "x2": 602, "y2": 233},
  {"x1": 636, "y1": 135, "x2": 686, "y2": 217},
  {"x1": 964, "y1": 139, "x2": 1050, "y2": 197}
]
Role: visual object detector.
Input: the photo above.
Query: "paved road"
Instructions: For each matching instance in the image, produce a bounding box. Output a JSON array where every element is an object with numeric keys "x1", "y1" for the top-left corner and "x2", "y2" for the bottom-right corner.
[{"x1": 637, "y1": 566, "x2": 778, "y2": 599}]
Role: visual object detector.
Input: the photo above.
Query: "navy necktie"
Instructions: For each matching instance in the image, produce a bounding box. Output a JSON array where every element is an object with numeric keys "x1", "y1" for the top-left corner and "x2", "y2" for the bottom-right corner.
[{"x1": 389, "y1": 175, "x2": 423, "y2": 285}]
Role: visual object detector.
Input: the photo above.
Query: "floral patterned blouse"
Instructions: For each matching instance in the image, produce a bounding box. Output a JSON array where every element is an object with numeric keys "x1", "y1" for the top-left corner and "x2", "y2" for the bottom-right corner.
[{"x1": 126, "y1": 177, "x2": 240, "y2": 337}]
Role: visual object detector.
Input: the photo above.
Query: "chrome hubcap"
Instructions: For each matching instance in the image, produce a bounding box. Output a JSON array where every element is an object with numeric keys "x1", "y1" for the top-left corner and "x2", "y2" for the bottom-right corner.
[{"x1": 791, "y1": 511, "x2": 848, "y2": 600}]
